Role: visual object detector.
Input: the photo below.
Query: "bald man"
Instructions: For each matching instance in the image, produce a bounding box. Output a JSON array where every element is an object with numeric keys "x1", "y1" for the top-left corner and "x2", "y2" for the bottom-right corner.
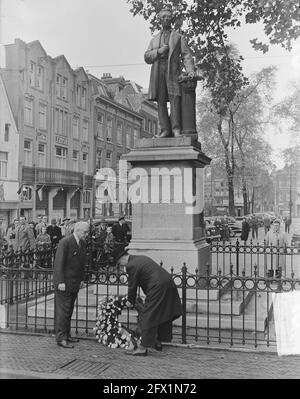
[{"x1": 53, "y1": 221, "x2": 90, "y2": 348}]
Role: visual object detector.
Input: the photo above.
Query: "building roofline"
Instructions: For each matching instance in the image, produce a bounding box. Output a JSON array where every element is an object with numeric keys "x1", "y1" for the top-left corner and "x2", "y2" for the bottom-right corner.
[{"x1": 94, "y1": 94, "x2": 143, "y2": 121}]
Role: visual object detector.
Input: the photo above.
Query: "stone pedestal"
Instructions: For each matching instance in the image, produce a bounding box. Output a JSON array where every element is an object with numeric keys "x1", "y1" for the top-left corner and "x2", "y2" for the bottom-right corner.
[{"x1": 122, "y1": 136, "x2": 211, "y2": 273}]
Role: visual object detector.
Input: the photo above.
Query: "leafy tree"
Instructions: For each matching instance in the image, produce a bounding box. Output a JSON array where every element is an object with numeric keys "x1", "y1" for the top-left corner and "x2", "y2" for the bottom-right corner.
[
  {"x1": 274, "y1": 81, "x2": 300, "y2": 136},
  {"x1": 198, "y1": 67, "x2": 276, "y2": 215}
]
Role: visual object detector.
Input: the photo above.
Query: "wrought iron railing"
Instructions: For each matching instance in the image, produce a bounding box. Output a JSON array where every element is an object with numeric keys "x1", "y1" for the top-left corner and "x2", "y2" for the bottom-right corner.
[
  {"x1": 1, "y1": 256, "x2": 300, "y2": 349},
  {"x1": 211, "y1": 239, "x2": 300, "y2": 278}
]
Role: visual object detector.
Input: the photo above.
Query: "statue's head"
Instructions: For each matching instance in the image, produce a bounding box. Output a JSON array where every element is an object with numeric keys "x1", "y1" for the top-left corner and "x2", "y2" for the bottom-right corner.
[{"x1": 159, "y1": 6, "x2": 173, "y2": 28}]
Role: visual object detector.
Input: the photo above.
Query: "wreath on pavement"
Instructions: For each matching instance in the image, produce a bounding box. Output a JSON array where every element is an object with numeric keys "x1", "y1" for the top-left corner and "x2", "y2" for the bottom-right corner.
[{"x1": 94, "y1": 295, "x2": 141, "y2": 349}]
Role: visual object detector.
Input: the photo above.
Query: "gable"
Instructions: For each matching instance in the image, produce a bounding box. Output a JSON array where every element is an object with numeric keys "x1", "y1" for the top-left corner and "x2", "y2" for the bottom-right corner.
[
  {"x1": 53, "y1": 55, "x2": 73, "y2": 75},
  {"x1": 27, "y1": 40, "x2": 48, "y2": 59},
  {"x1": 75, "y1": 67, "x2": 88, "y2": 84}
]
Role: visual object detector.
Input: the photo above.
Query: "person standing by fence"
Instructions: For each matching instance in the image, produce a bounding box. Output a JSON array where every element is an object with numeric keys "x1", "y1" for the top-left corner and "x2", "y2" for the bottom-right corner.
[
  {"x1": 240, "y1": 217, "x2": 250, "y2": 243},
  {"x1": 14, "y1": 216, "x2": 36, "y2": 252},
  {"x1": 265, "y1": 219, "x2": 288, "y2": 278},
  {"x1": 251, "y1": 215, "x2": 259, "y2": 240},
  {"x1": 284, "y1": 216, "x2": 292, "y2": 234},
  {"x1": 53, "y1": 221, "x2": 89, "y2": 349}
]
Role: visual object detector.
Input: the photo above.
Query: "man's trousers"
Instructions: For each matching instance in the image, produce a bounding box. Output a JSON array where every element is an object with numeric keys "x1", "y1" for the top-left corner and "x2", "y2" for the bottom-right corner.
[
  {"x1": 55, "y1": 290, "x2": 78, "y2": 342},
  {"x1": 141, "y1": 320, "x2": 173, "y2": 348}
]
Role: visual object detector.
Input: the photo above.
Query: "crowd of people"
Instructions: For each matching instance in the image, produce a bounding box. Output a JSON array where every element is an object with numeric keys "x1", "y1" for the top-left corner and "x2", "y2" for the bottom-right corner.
[
  {"x1": 240, "y1": 214, "x2": 291, "y2": 246},
  {"x1": 0, "y1": 214, "x2": 130, "y2": 265}
]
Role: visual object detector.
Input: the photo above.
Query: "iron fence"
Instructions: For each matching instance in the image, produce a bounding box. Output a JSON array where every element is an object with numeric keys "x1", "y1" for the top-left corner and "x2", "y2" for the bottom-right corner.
[
  {"x1": 211, "y1": 239, "x2": 300, "y2": 278},
  {"x1": 1, "y1": 259, "x2": 300, "y2": 350}
]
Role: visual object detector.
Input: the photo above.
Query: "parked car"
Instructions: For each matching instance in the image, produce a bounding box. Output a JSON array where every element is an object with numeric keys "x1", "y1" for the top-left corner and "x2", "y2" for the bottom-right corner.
[{"x1": 227, "y1": 217, "x2": 242, "y2": 236}]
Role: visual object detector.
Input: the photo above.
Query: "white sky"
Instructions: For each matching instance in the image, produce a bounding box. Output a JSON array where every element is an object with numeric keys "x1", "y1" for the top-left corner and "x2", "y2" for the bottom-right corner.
[{"x1": 1, "y1": 0, "x2": 299, "y2": 169}]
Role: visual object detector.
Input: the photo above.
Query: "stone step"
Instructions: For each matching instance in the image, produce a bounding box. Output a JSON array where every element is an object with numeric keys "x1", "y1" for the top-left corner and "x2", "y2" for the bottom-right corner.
[{"x1": 27, "y1": 291, "x2": 268, "y2": 333}]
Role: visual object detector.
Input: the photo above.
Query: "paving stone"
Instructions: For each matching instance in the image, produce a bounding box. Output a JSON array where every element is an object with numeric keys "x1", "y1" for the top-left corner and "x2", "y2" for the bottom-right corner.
[{"x1": 0, "y1": 332, "x2": 300, "y2": 379}]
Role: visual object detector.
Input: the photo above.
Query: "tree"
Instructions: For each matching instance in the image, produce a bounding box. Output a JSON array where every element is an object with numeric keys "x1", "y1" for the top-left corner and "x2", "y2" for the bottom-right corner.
[
  {"x1": 198, "y1": 67, "x2": 276, "y2": 215},
  {"x1": 274, "y1": 81, "x2": 300, "y2": 137}
]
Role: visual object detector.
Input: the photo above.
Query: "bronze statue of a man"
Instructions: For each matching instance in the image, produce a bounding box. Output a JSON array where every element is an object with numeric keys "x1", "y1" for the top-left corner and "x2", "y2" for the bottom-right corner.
[{"x1": 144, "y1": 6, "x2": 195, "y2": 138}]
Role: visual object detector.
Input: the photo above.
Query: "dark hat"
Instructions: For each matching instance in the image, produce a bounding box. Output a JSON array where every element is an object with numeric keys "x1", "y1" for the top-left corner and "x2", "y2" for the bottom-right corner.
[
  {"x1": 118, "y1": 215, "x2": 125, "y2": 221},
  {"x1": 110, "y1": 245, "x2": 128, "y2": 262},
  {"x1": 51, "y1": 218, "x2": 57, "y2": 224}
]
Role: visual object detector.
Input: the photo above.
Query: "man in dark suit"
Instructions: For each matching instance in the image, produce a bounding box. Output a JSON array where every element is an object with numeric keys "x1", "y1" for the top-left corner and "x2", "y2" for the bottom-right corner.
[
  {"x1": 112, "y1": 216, "x2": 129, "y2": 245},
  {"x1": 53, "y1": 221, "x2": 90, "y2": 348},
  {"x1": 46, "y1": 218, "x2": 62, "y2": 246},
  {"x1": 111, "y1": 246, "x2": 182, "y2": 356}
]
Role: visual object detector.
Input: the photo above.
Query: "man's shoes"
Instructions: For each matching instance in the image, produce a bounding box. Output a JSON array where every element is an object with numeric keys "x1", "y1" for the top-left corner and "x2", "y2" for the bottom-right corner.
[
  {"x1": 67, "y1": 337, "x2": 80, "y2": 343},
  {"x1": 57, "y1": 340, "x2": 74, "y2": 349},
  {"x1": 125, "y1": 347, "x2": 148, "y2": 356}
]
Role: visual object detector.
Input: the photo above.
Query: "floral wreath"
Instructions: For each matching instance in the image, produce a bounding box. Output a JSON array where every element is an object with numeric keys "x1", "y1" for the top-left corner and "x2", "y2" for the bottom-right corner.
[{"x1": 94, "y1": 294, "x2": 140, "y2": 349}]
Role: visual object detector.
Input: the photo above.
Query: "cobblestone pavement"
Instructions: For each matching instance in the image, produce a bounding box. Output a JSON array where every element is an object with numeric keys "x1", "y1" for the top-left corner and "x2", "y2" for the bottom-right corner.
[{"x1": 0, "y1": 332, "x2": 300, "y2": 379}]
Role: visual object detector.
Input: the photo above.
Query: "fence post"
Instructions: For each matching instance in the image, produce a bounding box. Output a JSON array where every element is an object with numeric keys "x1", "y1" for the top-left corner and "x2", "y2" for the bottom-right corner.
[
  {"x1": 181, "y1": 262, "x2": 187, "y2": 345},
  {"x1": 236, "y1": 239, "x2": 240, "y2": 276}
]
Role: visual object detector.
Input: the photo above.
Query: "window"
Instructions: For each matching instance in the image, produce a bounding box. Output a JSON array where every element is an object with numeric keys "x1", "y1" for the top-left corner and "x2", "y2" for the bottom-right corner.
[
  {"x1": 126, "y1": 125, "x2": 131, "y2": 148},
  {"x1": 107, "y1": 117, "x2": 112, "y2": 142},
  {"x1": 72, "y1": 150, "x2": 79, "y2": 171},
  {"x1": 24, "y1": 98, "x2": 33, "y2": 125},
  {"x1": 97, "y1": 113, "x2": 104, "y2": 139},
  {"x1": 96, "y1": 150, "x2": 102, "y2": 169},
  {"x1": 55, "y1": 146, "x2": 67, "y2": 169},
  {"x1": 76, "y1": 85, "x2": 81, "y2": 107},
  {"x1": 37, "y1": 143, "x2": 46, "y2": 168},
  {"x1": 62, "y1": 77, "x2": 68, "y2": 99},
  {"x1": 82, "y1": 119, "x2": 89, "y2": 142},
  {"x1": 56, "y1": 74, "x2": 68, "y2": 100},
  {"x1": 117, "y1": 121, "x2": 123, "y2": 145},
  {"x1": 83, "y1": 153, "x2": 88, "y2": 174},
  {"x1": 4, "y1": 124, "x2": 10, "y2": 142},
  {"x1": 0, "y1": 152, "x2": 8, "y2": 177},
  {"x1": 22, "y1": 186, "x2": 32, "y2": 201},
  {"x1": 24, "y1": 140, "x2": 32, "y2": 167},
  {"x1": 29, "y1": 62, "x2": 36, "y2": 87},
  {"x1": 83, "y1": 190, "x2": 91, "y2": 204},
  {"x1": 81, "y1": 87, "x2": 87, "y2": 109},
  {"x1": 63, "y1": 111, "x2": 68, "y2": 136},
  {"x1": 36, "y1": 65, "x2": 44, "y2": 90},
  {"x1": 133, "y1": 128, "x2": 139, "y2": 145},
  {"x1": 148, "y1": 120, "x2": 152, "y2": 133},
  {"x1": 30, "y1": 62, "x2": 44, "y2": 90},
  {"x1": 106, "y1": 151, "x2": 112, "y2": 168},
  {"x1": 76, "y1": 84, "x2": 86, "y2": 108},
  {"x1": 39, "y1": 103, "x2": 47, "y2": 130},
  {"x1": 72, "y1": 115, "x2": 79, "y2": 139},
  {"x1": 56, "y1": 74, "x2": 61, "y2": 97},
  {"x1": 55, "y1": 108, "x2": 68, "y2": 135}
]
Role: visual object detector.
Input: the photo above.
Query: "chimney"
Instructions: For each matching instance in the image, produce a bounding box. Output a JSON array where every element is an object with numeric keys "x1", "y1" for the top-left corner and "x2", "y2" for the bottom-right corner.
[{"x1": 101, "y1": 72, "x2": 112, "y2": 79}]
